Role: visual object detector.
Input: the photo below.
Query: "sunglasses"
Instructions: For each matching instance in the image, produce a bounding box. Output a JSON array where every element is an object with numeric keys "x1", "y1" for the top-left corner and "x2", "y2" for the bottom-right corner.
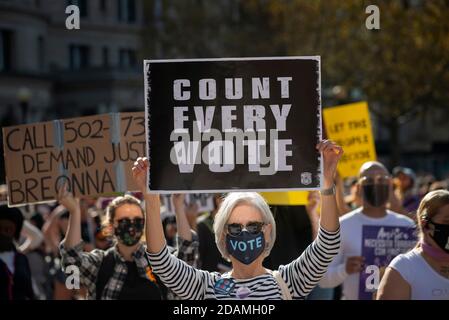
[
  {"x1": 115, "y1": 217, "x2": 145, "y2": 228},
  {"x1": 226, "y1": 221, "x2": 265, "y2": 237}
]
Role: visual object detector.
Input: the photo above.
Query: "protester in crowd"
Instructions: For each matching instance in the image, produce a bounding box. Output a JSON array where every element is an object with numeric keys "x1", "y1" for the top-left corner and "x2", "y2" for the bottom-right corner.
[
  {"x1": 161, "y1": 212, "x2": 177, "y2": 248},
  {"x1": 335, "y1": 174, "x2": 352, "y2": 216},
  {"x1": 344, "y1": 177, "x2": 363, "y2": 210},
  {"x1": 429, "y1": 180, "x2": 449, "y2": 192},
  {"x1": 43, "y1": 206, "x2": 77, "y2": 299},
  {"x1": 91, "y1": 211, "x2": 113, "y2": 251},
  {"x1": 184, "y1": 201, "x2": 200, "y2": 232},
  {"x1": 25, "y1": 213, "x2": 52, "y2": 300},
  {"x1": 319, "y1": 161, "x2": 416, "y2": 300},
  {"x1": 133, "y1": 140, "x2": 342, "y2": 300},
  {"x1": 377, "y1": 189, "x2": 449, "y2": 300},
  {"x1": 393, "y1": 166, "x2": 422, "y2": 214},
  {"x1": 0, "y1": 205, "x2": 34, "y2": 300},
  {"x1": 18, "y1": 219, "x2": 44, "y2": 254},
  {"x1": 195, "y1": 194, "x2": 231, "y2": 273},
  {"x1": 417, "y1": 174, "x2": 436, "y2": 196},
  {"x1": 0, "y1": 185, "x2": 8, "y2": 204},
  {"x1": 58, "y1": 184, "x2": 198, "y2": 300}
]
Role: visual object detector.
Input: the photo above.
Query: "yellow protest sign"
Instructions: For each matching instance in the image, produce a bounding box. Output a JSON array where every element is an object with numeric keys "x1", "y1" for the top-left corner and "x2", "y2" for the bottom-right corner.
[
  {"x1": 323, "y1": 102, "x2": 377, "y2": 178},
  {"x1": 260, "y1": 191, "x2": 309, "y2": 206}
]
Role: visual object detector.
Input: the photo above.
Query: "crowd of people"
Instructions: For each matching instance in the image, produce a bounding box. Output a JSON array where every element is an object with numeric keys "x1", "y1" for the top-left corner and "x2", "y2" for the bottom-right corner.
[{"x1": 1, "y1": 140, "x2": 448, "y2": 300}]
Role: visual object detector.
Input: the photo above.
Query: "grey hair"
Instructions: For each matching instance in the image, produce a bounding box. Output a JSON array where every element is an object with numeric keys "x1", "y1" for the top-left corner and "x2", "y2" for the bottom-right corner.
[{"x1": 213, "y1": 192, "x2": 276, "y2": 260}]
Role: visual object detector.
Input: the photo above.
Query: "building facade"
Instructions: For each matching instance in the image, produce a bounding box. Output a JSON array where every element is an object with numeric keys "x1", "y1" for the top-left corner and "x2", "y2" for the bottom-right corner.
[{"x1": 0, "y1": 0, "x2": 145, "y2": 125}]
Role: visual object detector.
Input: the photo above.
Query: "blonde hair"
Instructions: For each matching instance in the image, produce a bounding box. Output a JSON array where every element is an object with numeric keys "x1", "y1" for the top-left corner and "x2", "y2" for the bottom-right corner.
[
  {"x1": 416, "y1": 189, "x2": 449, "y2": 240},
  {"x1": 213, "y1": 192, "x2": 276, "y2": 260}
]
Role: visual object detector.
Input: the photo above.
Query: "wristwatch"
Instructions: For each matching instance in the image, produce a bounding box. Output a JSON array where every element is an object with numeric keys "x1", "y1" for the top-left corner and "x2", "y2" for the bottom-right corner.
[{"x1": 320, "y1": 184, "x2": 336, "y2": 196}]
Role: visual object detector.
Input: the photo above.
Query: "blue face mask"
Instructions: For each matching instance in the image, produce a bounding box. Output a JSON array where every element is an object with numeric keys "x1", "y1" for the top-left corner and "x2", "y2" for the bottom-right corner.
[{"x1": 226, "y1": 231, "x2": 265, "y2": 265}]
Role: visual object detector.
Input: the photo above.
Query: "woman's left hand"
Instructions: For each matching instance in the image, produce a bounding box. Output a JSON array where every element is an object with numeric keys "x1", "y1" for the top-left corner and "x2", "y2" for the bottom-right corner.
[{"x1": 316, "y1": 140, "x2": 343, "y2": 187}]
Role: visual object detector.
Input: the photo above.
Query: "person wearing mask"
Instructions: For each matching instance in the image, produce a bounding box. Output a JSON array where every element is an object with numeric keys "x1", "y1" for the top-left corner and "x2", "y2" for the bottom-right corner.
[
  {"x1": 319, "y1": 161, "x2": 416, "y2": 300},
  {"x1": 133, "y1": 140, "x2": 342, "y2": 300},
  {"x1": 58, "y1": 185, "x2": 198, "y2": 300},
  {"x1": 0, "y1": 205, "x2": 34, "y2": 300},
  {"x1": 377, "y1": 189, "x2": 449, "y2": 300},
  {"x1": 43, "y1": 206, "x2": 77, "y2": 300},
  {"x1": 393, "y1": 167, "x2": 422, "y2": 214}
]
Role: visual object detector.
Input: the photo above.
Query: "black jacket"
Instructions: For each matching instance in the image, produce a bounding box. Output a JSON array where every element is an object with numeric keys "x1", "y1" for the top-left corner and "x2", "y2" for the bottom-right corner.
[{"x1": 0, "y1": 250, "x2": 34, "y2": 300}]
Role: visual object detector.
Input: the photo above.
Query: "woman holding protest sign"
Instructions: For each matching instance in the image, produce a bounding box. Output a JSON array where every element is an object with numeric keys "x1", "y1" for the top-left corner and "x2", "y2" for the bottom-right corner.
[
  {"x1": 133, "y1": 139, "x2": 342, "y2": 300},
  {"x1": 377, "y1": 189, "x2": 449, "y2": 300},
  {"x1": 58, "y1": 187, "x2": 198, "y2": 300}
]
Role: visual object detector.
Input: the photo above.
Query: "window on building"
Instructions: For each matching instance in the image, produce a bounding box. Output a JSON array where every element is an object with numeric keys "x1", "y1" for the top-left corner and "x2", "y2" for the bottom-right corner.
[
  {"x1": 0, "y1": 30, "x2": 12, "y2": 72},
  {"x1": 99, "y1": 0, "x2": 107, "y2": 12},
  {"x1": 119, "y1": 49, "x2": 137, "y2": 69},
  {"x1": 102, "y1": 47, "x2": 109, "y2": 67},
  {"x1": 118, "y1": 0, "x2": 136, "y2": 23},
  {"x1": 69, "y1": 45, "x2": 90, "y2": 70},
  {"x1": 38, "y1": 36, "x2": 45, "y2": 71},
  {"x1": 67, "y1": 0, "x2": 88, "y2": 18}
]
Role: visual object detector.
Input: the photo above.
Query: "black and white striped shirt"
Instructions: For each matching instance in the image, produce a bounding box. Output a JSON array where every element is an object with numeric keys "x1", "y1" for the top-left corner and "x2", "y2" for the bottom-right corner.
[{"x1": 147, "y1": 226, "x2": 340, "y2": 300}]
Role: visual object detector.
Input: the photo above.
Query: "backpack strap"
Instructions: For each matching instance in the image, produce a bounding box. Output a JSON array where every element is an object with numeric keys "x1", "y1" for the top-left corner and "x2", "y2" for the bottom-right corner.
[
  {"x1": 95, "y1": 248, "x2": 116, "y2": 299},
  {"x1": 269, "y1": 269, "x2": 292, "y2": 300}
]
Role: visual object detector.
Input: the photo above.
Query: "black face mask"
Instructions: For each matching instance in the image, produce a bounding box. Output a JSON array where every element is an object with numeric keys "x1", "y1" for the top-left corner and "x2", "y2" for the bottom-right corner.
[
  {"x1": 362, "y1": 184, "x2": 389, "y2": 207},
  {"x1": 428, "y1": 220, "x2": 449, "y2": 254},
  {"x1": 0, "y1": 234, "x2": 15, "y2": 252},
  {"x1": 226, "y1": 231, "x2": 265, "y2": 265},
  {"x1": 115, "y1": 218, "x2": 144, "y2": 247}
]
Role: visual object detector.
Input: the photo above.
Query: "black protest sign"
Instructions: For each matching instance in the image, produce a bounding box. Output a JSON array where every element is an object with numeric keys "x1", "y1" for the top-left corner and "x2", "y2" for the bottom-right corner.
[
  {"x1": 2, "y1": 112, "x2": 145, "y2": 206},
  {"x1": 144, "y1": 57, "x2": 323, "y2": 192}
]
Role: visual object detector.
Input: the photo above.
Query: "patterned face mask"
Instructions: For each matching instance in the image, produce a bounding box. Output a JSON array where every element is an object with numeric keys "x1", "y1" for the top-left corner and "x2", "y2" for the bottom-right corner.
[{"x1": 114, "y1": 217, "x2": 144, "y2": 246}]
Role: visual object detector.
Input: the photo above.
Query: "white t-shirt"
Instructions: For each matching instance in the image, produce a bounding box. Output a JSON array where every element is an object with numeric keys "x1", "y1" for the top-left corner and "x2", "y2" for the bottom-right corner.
[
  {"x1": 319, "y1": 208, "x2": 415, "y2": 300},
  {"x1": 389, "y1": 249, "x2": 449, "y2": 300}
]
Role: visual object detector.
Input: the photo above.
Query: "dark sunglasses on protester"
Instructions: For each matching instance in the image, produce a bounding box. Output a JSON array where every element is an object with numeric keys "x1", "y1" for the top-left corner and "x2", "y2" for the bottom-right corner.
[
  {"x1": 226, "y1": 221, "x2": 265, "y2": 236},
  {"x1": 115, "y1": 217, "x2": 145, "y2": 228}
]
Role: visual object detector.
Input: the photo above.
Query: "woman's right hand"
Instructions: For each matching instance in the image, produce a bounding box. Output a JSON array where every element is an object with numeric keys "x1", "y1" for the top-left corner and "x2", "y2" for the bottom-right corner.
[
  {"x1": 132, "y1": 157, "x2": 149, "y2": 193},
  {"x1": 57, "y1": 182, "x2": 79, "y2": 213}
]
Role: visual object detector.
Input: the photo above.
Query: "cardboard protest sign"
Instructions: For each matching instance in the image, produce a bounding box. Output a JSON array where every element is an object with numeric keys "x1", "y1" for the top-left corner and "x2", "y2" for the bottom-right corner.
[
  {"x1": 144, "y1": 57, "x2": 323, "y2": 193},
  {"x1": 3, "y1": 112, "x2": 145, "y2": 206},
  {"x1": 161, "y1": 193, "x2": 215, "y2": 215},
  {"x1": 358, "y1": 225, "x2": 417, "y2": 300},
  {"x1": 260, "y1": 191, "x2": 309, "y2": 206},
  {"x1": 323, "y1": 102, "x2": 376, "y2": 178}
]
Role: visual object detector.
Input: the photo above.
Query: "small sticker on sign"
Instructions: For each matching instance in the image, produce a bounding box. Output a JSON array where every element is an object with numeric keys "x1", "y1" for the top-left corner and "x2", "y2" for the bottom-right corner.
[{"x1": 301, "y1": 172, "x2": 312, "y2": 185}]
